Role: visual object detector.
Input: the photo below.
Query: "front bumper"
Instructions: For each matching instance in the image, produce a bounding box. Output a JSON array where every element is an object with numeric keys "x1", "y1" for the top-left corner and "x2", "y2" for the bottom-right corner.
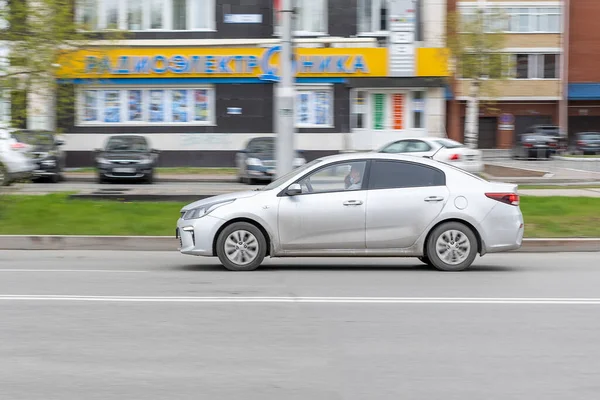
[
  {"x1": 33, "y1": 158, "x2": 59, "y2": 176},
  {"x1": 176, "y1": 215, "x2": 226, "y2": 256},
  {"x1": 246, "y1": 165, "x2": 276, "y2": 180},
  {"x1": 99, "y1": 164, "x2": 153, "y2": 179}
]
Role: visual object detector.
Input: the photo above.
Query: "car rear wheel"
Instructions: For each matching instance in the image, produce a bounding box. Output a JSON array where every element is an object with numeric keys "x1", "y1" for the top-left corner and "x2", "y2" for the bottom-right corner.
[
  {"x1": 216, "y1": 222, "x2": 267, "y2": 271},
  {"x1": 426, "y1": 222, "x2": 478, "y2": 272}
]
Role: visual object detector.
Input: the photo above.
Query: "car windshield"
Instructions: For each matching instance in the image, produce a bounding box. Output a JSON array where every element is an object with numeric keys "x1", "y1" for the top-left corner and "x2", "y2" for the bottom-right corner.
[
  {"x1": 248, "y1": 138, "x2": 275, "y2": 153},
  {"x1": 12, "y1": 131, "x2": 54, "y2": 147},
  {"x1": 581, "y1": 133, "x2": 600, "y2": 140},
  {"x1": 259, "y1": 159, "x2": 322, "y2": 191},
  {"x1": 106, "y1": 136, "x2": 148, "y2": 152},
  {"x1": 434, "y1": 139, "x2": 464, "y2": 149}
]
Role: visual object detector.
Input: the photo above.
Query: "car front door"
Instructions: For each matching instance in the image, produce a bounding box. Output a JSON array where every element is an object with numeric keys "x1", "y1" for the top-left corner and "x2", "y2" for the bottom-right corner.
[
  {"x1": 278, "y1": 160, "x2": 368, "y2": 252},
  {"x1": 365, "y1": 160, "x2": 449, "y2": 249}
]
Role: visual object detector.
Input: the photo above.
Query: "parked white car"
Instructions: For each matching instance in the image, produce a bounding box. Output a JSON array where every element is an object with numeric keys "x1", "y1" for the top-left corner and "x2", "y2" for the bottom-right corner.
[
  {"x1": 0, "y1": 128, "x2": 36, "y2": 186},
  {"x1": 176, "y1": 152, "x2": 523, "y2": 272},
  {"x1": 377, "y1": 137, "x2": 484, "y2": 174}
]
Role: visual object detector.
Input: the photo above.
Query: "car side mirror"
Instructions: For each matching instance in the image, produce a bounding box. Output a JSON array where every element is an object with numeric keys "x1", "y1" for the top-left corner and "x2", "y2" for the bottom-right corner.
[
  {"x1": 151, "y1": 148, "x2": 160, "y2": 154},
  {"x1": 286, "y1": 183, "x2": 302, "y2": 196},
  {"x1": 94, "y1": 148, "x2": 102, "y2": 154}
]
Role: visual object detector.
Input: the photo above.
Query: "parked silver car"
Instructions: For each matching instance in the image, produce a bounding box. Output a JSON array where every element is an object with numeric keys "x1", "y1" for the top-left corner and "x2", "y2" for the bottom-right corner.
[
  {"x1": 176, "y1": 153, "x2": 524, "y2": 272},
  {"x1": 0, "y1": 128, "x2": 36, "y2": 186}
]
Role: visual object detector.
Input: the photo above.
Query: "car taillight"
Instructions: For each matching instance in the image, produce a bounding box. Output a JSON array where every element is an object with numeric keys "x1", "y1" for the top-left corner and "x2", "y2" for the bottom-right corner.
[
  {"x1": 577, "y1": 140, "x2": 585, "y2": 146},
  {"x1": 449, "y1": 154, "x2": 460, "y2": 161},
  {"x1": 549, "y1": 142, "x2": 557, "y2": 147},
  {"x1": 485, "y1": 192, "x2": 520, "y2": 206},
  {"x1": 11, "y1": 142, "x2": 26, "y2": 150},
  {"x1": 523, "y1": 143, "x2": 533, "y2": 148}
]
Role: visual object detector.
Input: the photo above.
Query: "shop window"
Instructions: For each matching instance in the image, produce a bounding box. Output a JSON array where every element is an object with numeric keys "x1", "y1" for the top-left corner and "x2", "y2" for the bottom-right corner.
[
  {"x1": 295, "y1": 88, "x2": 333, "y2": 128},
  {"x1": 351, "y1": 91, "x2": 366, "y2": 129},
  {"x1": 78, "y1": 87, "x2": 214, "y2": 126},
  {"x1": 358, "y1": 0, "x2": 388, "y2": 34},
  {"x1": 78, "y1": 0, "x2": 214, "y2": 31},
  {"x1": 371, "y1": 92, "x2": 408, "y2": 131},
  {"x1": 412, "y1": 91, "x2": 425, "y2": 129},
  {"x1": 274, "y1": 0, "x2": 327, "y2": 35}
]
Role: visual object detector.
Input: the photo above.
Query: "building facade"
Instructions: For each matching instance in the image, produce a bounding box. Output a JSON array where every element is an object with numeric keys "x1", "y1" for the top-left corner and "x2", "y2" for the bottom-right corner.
[
  {"x1": 446, "y1": 0, "x2": 563, "y2": 149},
  {"x1": 53, "y1": 0, "x2": 449, "y2": 167}
]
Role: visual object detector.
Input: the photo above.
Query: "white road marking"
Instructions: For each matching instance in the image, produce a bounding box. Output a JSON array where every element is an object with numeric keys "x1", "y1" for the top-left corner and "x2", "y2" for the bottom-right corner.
[
  {"x1": 1, "y1": 296, "x2": 600, "y2": 304},
  {"x1": 0, "y1": 270, "x2": 147, "y2": 273}
]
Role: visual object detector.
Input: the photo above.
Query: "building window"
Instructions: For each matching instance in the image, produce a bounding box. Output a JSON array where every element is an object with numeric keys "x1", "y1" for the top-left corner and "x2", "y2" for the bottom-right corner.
[
  {"x1": 78, "y1": 87, "x2": 215, "y2": 126},
  {"x1": 460, "y1": 6, "x2": 561, "y2": 33},
  {"x1": 274, "y1": 0, "x2": 327, "y2": 35},
  {"x1": 295, "y1": 87, "x2": 333, "y2": 128},
  {"x1": 78, "y1": 0, "x2": 214, "y2": 31},
  {"x1": 514, "y1": 54, "x2": 560, "y2": 79},
  {"x1": 358, "y1": 0, "x2": 388, "y2": 34},
  {"x1": 412, "y1": 91, "x2": 424, "y2": 129}
]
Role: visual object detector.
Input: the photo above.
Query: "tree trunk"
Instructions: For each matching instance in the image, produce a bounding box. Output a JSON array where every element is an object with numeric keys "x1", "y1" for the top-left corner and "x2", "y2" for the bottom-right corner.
[{"x1": 464, "y1": 81, "x2": 480, "y2": 149}]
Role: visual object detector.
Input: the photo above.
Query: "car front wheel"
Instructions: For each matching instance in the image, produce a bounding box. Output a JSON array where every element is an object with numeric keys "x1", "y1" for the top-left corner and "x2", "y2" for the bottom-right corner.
[
  {"x1": 426, "y1": 222, "x2": 478, "y2": 271},
  {"x1": 216, "y1": 222, "x2": 267, "y2": 271}
]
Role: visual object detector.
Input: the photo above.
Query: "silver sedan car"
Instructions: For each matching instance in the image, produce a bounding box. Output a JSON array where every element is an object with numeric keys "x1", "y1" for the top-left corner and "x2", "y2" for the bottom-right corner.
[{"x1": 176, "y1": 153, "x2": 524, "y2": 271}]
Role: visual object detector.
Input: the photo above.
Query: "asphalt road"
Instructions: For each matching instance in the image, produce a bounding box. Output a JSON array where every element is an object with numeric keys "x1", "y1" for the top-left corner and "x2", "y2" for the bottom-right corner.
[{"x1": 1, "y1": 251, "x2": 600, "y2": 400}]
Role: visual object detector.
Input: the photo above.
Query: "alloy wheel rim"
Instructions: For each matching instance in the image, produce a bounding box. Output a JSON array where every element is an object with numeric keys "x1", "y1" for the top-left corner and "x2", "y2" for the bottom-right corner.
[
  {"x1": 435, "y1": 229, "x2": 471, "y2": 266},
  {"x1": 225, "y1": 230, "x2": 259, "y2": 265}
]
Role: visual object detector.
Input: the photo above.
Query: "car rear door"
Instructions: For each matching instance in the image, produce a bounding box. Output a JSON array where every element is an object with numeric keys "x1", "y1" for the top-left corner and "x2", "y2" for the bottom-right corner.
[{"x1": 365, "y1": 160, "x2": 449, "y2": 249}]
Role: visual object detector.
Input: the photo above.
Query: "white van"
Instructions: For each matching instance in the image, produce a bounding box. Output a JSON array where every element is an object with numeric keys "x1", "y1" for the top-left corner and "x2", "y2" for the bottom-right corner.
[{"x1": 0, "y1": 128, "x2": 36, "y2": 186}]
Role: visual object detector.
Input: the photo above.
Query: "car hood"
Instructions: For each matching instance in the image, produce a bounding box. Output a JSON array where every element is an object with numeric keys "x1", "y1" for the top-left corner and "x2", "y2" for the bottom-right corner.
[
  {"x1": 102, "y1": 152, "x2": 150, "y2": 161},
  {"x1": 181, "y1": 190, "x2": 260, "y2": 212}
]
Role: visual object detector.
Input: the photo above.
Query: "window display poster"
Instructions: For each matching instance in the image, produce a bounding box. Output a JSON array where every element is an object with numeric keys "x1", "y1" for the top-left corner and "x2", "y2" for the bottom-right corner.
[
  {"x1": 83, "y1": 90, "x2": 97, "y2": 121},
  {"x1": 149, "y1": 90, "x2": 164, "y2": 122},
  {"x1": 393, "y1": 94, "x2": 404, "y2": 130},
  {"x1": 373, "y1": 93, "x2": 385, "y2": 130},
  {"x1": 194, "y1": 89, "x2": 209, "y2": 121},
  {"x1": 172, "y1": 89, "x2": 188, "y2": 122},
  {"x1": 315, "y1": 92, "x2": 330, "y2": 126},
  {"x1": 128, "y1": 90, "x2": 142, "y2": 121},
  {"x1": 298, "y1": 92, "x2": 310, "y2": 125},
  {"x1": 104, "y1": 90, "x2": 120, "y2": 123}
]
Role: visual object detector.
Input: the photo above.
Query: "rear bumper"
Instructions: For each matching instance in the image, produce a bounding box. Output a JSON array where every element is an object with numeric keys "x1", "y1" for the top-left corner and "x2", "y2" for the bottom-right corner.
[{"x1": 480, "y1": 205, "x2": 524, "y2": 254}]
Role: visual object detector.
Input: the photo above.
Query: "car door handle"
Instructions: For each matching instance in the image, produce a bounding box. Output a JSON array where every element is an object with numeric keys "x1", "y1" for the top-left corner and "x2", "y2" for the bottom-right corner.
[
  {"x1": 343, "y1": 200, "x2": 363, "y2": 206},
  {"x1": 424, "y1": 196, "x2": 445, "y2": 202}
]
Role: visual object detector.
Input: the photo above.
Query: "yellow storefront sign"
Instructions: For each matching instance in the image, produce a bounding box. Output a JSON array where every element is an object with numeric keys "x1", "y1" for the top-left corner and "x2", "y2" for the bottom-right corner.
[
  {"x1": 57, "y1": 46, "x2": 389, "y2": 81},
  {"x1": 415, "y1": 48, "x2": 450, "y2": 77}
]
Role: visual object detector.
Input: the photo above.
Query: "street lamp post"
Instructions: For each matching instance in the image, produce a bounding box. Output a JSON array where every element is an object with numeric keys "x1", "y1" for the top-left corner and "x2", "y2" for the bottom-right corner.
[{"x1": 275, "y1": 0, "x2": 296, "y2": 178}]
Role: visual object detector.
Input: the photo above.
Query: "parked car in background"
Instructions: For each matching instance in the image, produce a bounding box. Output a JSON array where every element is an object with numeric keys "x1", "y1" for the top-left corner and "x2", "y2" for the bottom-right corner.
[
  {"x1": 376, "y1": 137, "x2": 484, "y2": 174},
  {"x1": 11, "y1": 130, "x2": 66, "y2": 183},
  {"x1": 574, "y1": 132, "x2": 600, "y2": 155},
  {"x1": 94, "y1": 135, "x2": 159, "y2": 184},
  {"x1": 0, "y1": 128, "x2": 36, "y2": 186},
  {"x1": 524, "y1": 125, "x2": 567, "y2": 154},
  {"x1": 177, "y1": 153, "x2": 523, "y2": 272},
  {"x1": 236, "y1": 137, "x2": 306, "y2": 184},
  {"x1": 512, "y1": 132, "x2": 558, "y2": 160}
]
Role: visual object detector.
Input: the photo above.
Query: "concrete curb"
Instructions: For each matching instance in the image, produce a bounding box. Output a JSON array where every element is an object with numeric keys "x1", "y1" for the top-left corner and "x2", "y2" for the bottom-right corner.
[
  {"x1": 553, "y1": 156, "x2": 600, "y2": 162},
  {"x1": 0, "y1": 236, "x2": 598, "y2": 253}
]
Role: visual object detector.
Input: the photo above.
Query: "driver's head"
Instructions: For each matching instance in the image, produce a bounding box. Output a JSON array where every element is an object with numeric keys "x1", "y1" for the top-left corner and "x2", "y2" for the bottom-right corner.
[{"x1": 349, "y1": 165, "x2": 361, "y2": 182}]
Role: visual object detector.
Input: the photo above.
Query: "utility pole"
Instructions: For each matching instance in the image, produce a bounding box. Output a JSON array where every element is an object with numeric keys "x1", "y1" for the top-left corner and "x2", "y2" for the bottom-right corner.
[
  {"x1": 275, "y1": 0, "x2": 296, "y2": 178},
  {"x1": 559, "y1": 0, "x2": 570, "y2": 148}
]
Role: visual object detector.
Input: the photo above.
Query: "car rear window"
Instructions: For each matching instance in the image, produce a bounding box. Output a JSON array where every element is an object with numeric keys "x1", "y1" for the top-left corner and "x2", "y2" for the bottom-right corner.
[{"x1": 434, "y1": 139, "x2": 464, "y2": 149}]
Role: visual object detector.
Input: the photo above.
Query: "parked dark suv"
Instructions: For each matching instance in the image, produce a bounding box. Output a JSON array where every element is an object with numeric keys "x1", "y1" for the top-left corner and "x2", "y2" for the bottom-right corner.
[
  {"x1": 94, "y1": 135, "x2": 159, "y2": 184},
  {"x1": 11, "y1": 130, "x2": 66, "y2": 183}
]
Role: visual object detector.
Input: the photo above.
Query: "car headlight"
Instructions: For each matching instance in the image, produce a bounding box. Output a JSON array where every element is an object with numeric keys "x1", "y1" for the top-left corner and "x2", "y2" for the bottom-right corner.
[
  {"x1": 140, "y1": 157, "x2": 153, "y2": 164},
  {"x1": 96, "y1": 157, "x2": 110, "y2": 165},
  {"x1": 246, "y1": 157, "x2": 262, "y2": 166},
  {"x1": 181, "y1": 200, "x2": 235, "y2": 220},
  {"x1": 293, "y1": 157, "x2": 306, "y2": 167}
]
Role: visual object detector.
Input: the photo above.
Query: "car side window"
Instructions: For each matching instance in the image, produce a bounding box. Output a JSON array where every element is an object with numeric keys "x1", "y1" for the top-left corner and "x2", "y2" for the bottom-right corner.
[
  {"x1": 369, "y1": 160, "x2": 446, "y2": 190},
  {"x1": 298, "y1": 161, "x2": 368, "y2": 194},
  {"x1": 380, "y1": 141, "x2": 408, "y2": 153}
]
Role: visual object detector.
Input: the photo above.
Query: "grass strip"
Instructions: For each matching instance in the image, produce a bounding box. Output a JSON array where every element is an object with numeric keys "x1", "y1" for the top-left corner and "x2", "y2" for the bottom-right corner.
[{"x1": 0, "y1": 194, "x2": 599, "y2": 238}]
